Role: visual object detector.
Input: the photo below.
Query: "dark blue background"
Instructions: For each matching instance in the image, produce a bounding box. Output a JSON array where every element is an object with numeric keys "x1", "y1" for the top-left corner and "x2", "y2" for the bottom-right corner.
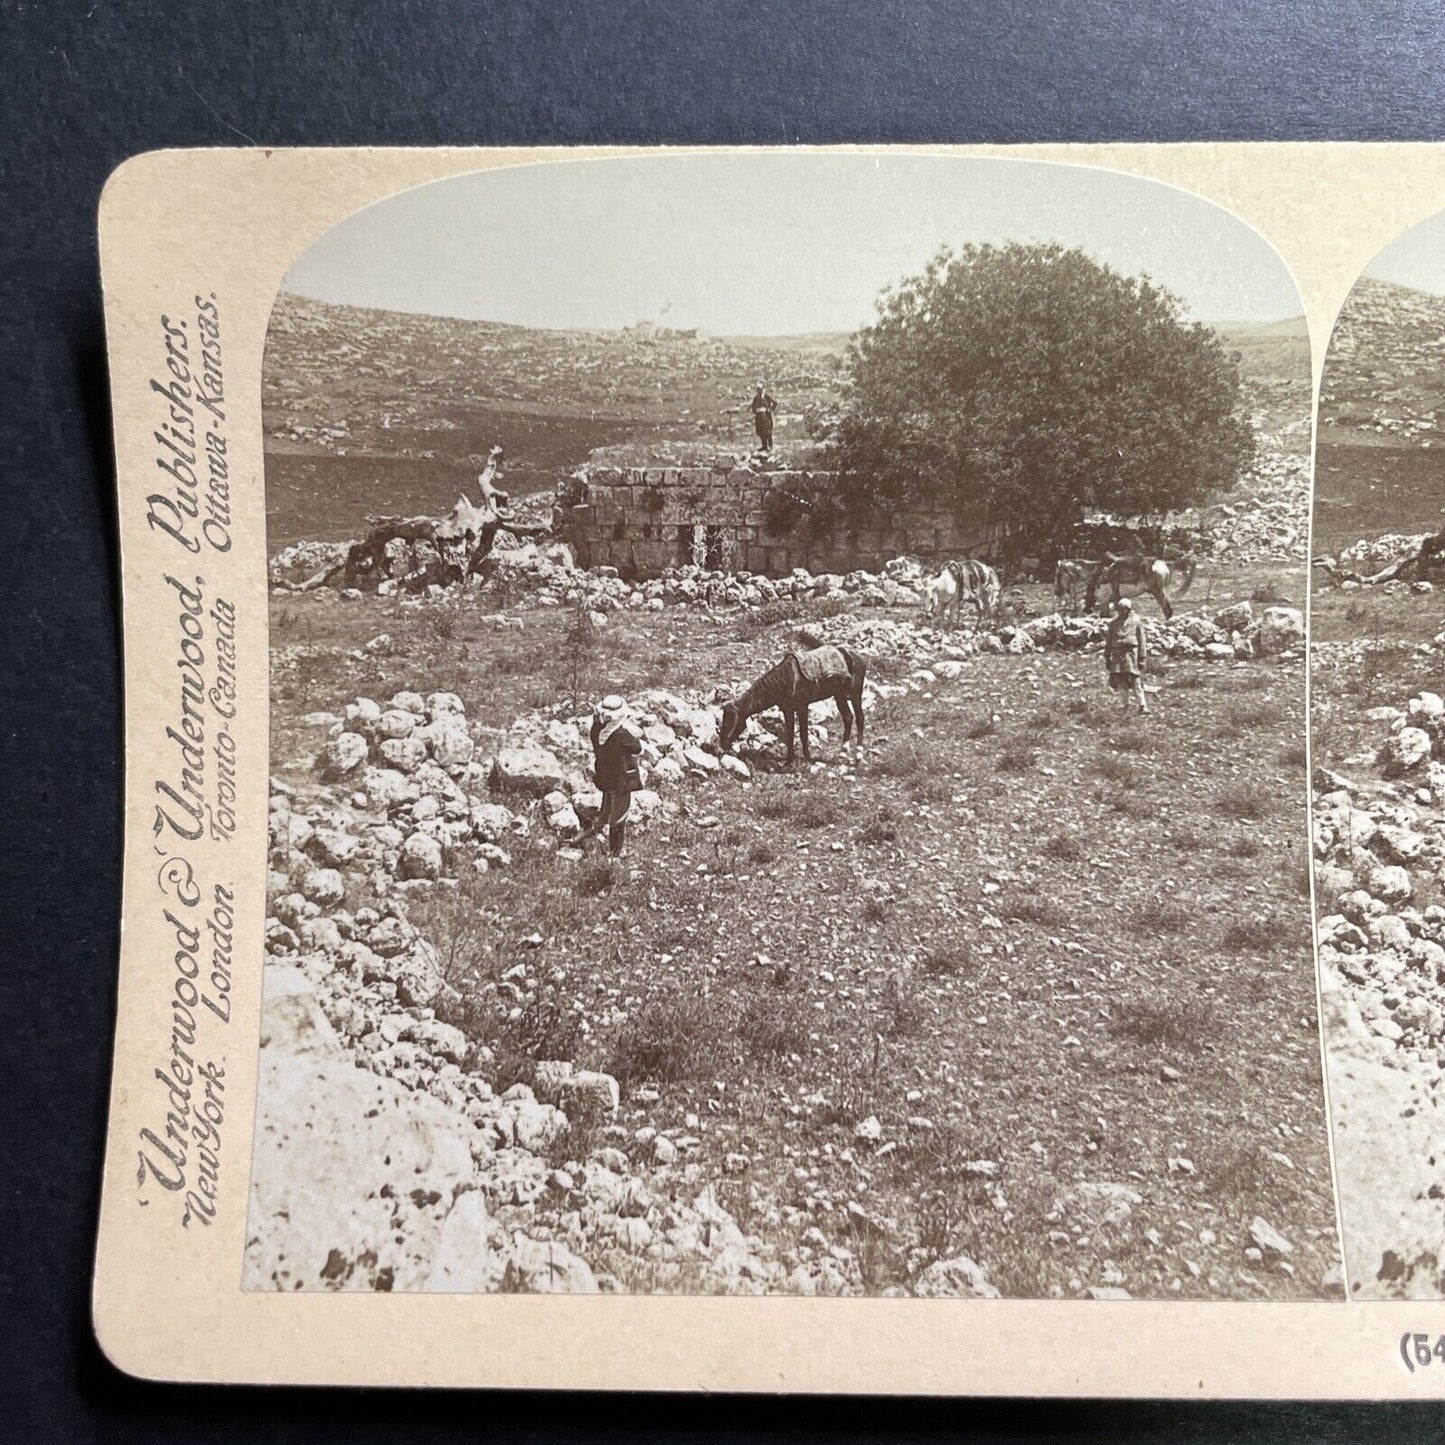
[{"x1": 4, "y1": 1, "x2": 1445, "y2": 1437}]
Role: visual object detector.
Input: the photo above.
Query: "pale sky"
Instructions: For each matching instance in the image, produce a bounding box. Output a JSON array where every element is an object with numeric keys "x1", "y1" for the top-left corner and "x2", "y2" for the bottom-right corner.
[
  {"x1": 283, "y1": 153, "x2": 1303, "y2": 334},
  {"x1": 1365, "y1": 209, "x2": 1445, "y2": 295}
]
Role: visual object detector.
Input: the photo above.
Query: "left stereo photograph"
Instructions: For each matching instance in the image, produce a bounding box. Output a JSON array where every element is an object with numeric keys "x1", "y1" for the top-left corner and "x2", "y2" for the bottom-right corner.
[{"x1": 242, "y1": 151, "x2": 1332, "y2": 1301}]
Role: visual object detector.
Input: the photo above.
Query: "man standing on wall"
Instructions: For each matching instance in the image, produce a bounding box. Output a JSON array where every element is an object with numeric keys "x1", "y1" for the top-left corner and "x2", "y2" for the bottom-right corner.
[{"x1": 749, "y1": 381, "x2": 777, "y2": 452}]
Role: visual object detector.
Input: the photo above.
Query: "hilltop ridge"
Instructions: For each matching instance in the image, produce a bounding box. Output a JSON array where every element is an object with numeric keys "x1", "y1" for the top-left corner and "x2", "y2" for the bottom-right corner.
[
  {"x1": 263, "y1": 291, "x2": 1309, "y2": 548},
  {"x1": 1321, "y1": 277, "x2": 1445, "y2": 446}
]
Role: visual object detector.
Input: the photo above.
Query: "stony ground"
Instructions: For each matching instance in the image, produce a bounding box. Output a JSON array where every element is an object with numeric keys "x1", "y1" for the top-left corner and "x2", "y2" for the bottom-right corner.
[
  {"x1": 1310, "y1": 577, "x2": 1445, "y2": 1298},
  {"x1": 249, "y1": 560, "x2": 1341, "y2": 1299}
]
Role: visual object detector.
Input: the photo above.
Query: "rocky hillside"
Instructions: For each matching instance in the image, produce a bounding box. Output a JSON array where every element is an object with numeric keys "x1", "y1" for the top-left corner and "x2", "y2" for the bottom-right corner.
[
  {"x1": 1320, "y1": 277, "x2": 1445, "y2": 446},
  {"x1": 262, "y1": 292, "x2": 845, "y2": 512},
  {"x1": 263, "y1": 292, "x2": 1308, "y2": 551},
  {"x1": 1311, "y1": 662, "x2": 1445, "y2": 1298}
]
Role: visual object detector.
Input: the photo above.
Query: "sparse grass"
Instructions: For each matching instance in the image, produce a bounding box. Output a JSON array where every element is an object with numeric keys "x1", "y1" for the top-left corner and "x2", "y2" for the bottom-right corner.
[
  {"x1": 736, "y1": 992, "x2": 812, "y2": 1059},
  {"x1": 1222, "y1": 912, "x2": 1297, "y2": 953},
  {"x1": 999, "y1": 893, "x2": 1068, "y2": 929},
  {"x1": 857, "y1": 808, "x2": 898, "y2": 845},
  {"x1": 1111, "y1": 994, "x2": 1215, "y2": 1051},
  {"x1": 1043, "y1": 833, "x2": 1083, "y2": 862},
  {"x1": 575, "y1": 859, "x2": 620, "y2": 897},
  {"x1": 920, "y1": 942, "x2": 975, "y2": 979},
  {"x1": 747, "y1": 839, "x2": 776, "y2": 866},
  {"x1": 1215, "y1": 782, "x2": 1267, "y2": 820},
  {"x1": 1250, "y1": 582, "x2": 1292, "y2": 606},
  {"x1": 1207, "y1": 1140, "x2": 1273, "y2": 1211},
  {"x1": 609, "y1": 991, "x2": 727, "y2": 1086},
  {"x1": 1278, "y1": 741, "x2": 1308, "y2": 768},
  {"x1": 1108, "y1": 792, "x2": 1156, "y2": 820},
  {"x1": 429, "y1": 605, "x2": 459, "y2": 642},
  {"x1": 906, "y1": 776, "x2": 951, "y2": 804},
  {"x1": 903, "y1": 1119, "x2": 1002, "y2": 1184},
  {"x1": 1228, "y1": 834, "x2": 1262, "y2": 860},
  {"x1": 1109, "y1": 725, "x2": 1150, "y2": 752},
  {"x1": 884, "y1": 969, "x2": 926, "y2": 1038},
  {"x1": 869, "y1": 737, "x2": 931, "y2": 779},
  {"x1": 1091, "y1": 753, "x2": 1140, "y2": 785},
  {"x1": 995, "y1": 736, "x2": 1038, "y2": 773},
  {"x1": 754, "y1": 786, "x2": 846, "y2": 832},
  {"x1": 1135, "y1": 895, "x2": 1190, "y2": 934},
  {"x1": 1225, "y1": 700, "x2": 1285, "y2": 730},
  {"x1": 965, "y1": 713, "x2": 999, "y2": 740},
  {"x1": 860, "y1": 896, "x2": 890, "y2": 924},
  {"x1": 789, "y1": 793, "x2": 841, "y2": 829}
]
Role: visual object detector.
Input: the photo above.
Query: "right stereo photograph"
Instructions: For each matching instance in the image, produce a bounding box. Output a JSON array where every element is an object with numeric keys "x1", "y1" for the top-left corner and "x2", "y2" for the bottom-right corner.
[{"x1": 1313, "y1": 211, "x2": 1445, "y2": 1300}]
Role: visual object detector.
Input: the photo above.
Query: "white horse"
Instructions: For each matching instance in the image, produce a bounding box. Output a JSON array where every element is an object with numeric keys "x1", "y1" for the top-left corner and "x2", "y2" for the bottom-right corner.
[{"x1": 924, "y1": 559, "x2": 1001, "y2": 629}]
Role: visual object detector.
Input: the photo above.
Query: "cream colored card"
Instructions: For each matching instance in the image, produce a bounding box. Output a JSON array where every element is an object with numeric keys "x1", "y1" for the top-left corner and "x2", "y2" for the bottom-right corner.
[{"x1": 94, "y1": 144, "x2": 1445, "y2": 1395}]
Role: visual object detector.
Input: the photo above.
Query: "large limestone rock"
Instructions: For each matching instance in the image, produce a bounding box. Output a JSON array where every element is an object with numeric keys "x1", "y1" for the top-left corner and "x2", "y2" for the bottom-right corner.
[
  {"x1": 1212, "y1": 600, "x2": 1253, "y2": 634},
  {"x1": 400, "y1": 831, "x2": 444, "y2": 881},
  {"x1": 1250, "y1": 606, "x2": 1305, "y2": 655},
  {"x1": 912, "y1": 1255, "x2": 1001, "y2": 1299},
  {"x1": 243, "y1": 1003, "x2": 479, "y2": 1292},
  {"x1": 324, "y1": 732, "x2": 369, "y2": 777},
  {"x1": 492, "y1": 742, "x2": 565, "y2": 797},
  {"x1": 419, "y1": 715, "x2": 474, "y2": 768},
  {"x1": 257, "y1": 965, "x2": 343, "y2": 1058},
  {"x1": 1380, "y1": 727, "x2": 1431, "y2": 776}
]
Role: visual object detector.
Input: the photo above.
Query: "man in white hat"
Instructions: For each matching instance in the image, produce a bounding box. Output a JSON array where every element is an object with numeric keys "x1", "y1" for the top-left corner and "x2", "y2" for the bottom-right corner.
[
  {"x1": 1104, "y1": 597, "x2": 1149, "y2": 714},
  {"x1": 583, "y1": 694, "x2": 642, "y2": 856}
]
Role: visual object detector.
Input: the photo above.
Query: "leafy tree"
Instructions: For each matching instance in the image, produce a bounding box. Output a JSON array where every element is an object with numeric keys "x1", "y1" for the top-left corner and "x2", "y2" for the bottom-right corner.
[{"x1": 824, "y1": 243, "x2": 1255, "y2": 557}]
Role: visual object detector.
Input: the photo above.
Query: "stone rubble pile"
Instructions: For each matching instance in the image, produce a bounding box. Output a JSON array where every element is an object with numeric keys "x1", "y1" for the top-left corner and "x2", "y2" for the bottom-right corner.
[
  {"x1": 811, "y1": 601, "x2": 1305, "y2": 666},
  {"x1": 245, "y1": 950, "x2": 815, "y2": 1293},
  {"x1": 1314, "y1": 688, "x2": 1445, "y2": 1067},
  {"x1": 269, "y1": 538, "x2": 352, "y2": 588},
  {"x1": 1330, "y1": 533, "x2": 1435, "y2": 578},
  {"x1": 255, "y1": 667, "x2": 1018, "y2": 1295},
  {"x1": 1193, "y1": 446, "x2": 1312, "y2": 561}
]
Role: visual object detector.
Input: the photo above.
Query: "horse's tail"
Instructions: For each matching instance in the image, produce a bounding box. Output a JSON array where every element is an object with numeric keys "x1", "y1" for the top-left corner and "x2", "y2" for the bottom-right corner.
[{"x1": 1173, "y1": 557, "x2": 1196, "y2": 596}]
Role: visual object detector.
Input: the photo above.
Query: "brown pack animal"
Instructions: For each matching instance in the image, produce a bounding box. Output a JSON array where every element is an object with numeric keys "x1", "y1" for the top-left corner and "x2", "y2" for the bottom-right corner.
[
  {"x1": 1086, "y1": 554, "x2": 1196, "y2": 619},
  {"x1": 718, "y1": 644, "x2": 867, "y2": 765}
]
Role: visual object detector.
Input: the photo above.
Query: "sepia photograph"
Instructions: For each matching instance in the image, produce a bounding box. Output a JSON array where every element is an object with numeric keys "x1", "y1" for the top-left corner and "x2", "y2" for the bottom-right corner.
[
  {"x1": 246, "y1": 152, "x2": 1338, "y2": 1300},
  {"x1": 1310, "y1": 212, "x2": 1445, "y2": 1301}
]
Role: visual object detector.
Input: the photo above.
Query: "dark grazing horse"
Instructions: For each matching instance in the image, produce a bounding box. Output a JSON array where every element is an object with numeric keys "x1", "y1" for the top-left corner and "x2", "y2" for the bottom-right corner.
[
  {"x1": 1086, "y1": 554, "x2": 1196, "y2": 619},
  {"x1": 718, "y1": 644, "x2": 867, "y2": 765}
]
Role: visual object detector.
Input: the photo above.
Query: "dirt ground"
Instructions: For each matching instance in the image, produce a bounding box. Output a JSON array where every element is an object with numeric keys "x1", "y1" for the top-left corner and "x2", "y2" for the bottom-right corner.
[
  {"x1": 268, "y1": 565, "x2": 1340, "y2": 1298},
  {"x1": 1313, "y1": 441, "x2": 1445, "y2": 555}
]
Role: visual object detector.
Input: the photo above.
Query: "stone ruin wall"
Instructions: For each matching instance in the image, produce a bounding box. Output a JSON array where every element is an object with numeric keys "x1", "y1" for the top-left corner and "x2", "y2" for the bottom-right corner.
[{"x1": 560, "y1": 466, "x2": 972, "y2": 579}]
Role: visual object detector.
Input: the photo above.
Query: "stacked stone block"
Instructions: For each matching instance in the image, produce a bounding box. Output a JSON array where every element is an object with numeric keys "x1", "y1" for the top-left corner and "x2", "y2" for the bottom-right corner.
[{"x1": 561, "y1": 465, "x2": 968, "y2": 579}]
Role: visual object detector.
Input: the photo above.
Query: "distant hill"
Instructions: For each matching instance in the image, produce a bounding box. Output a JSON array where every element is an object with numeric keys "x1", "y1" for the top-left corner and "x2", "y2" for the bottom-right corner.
[
  {"x1": 1312, "y1": 278, "x2": 1445, "y2": 549},
  {"x1": 263, "y1": 292, "x2": 1309, "y2": 547},
  {"x1": 1320, "y1": 277, "x2": 1445, "y2": 447}
]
